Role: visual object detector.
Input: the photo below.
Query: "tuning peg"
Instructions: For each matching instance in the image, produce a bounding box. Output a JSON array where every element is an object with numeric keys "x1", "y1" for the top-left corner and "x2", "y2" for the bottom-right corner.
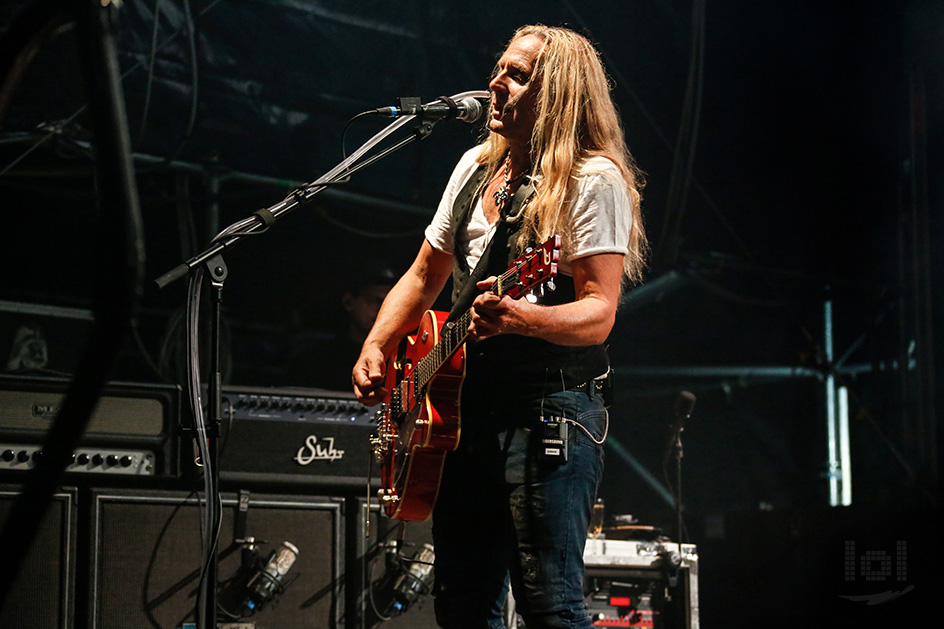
[{"x1": 547, "y1": 278, "x2": 556, "y2": 292}]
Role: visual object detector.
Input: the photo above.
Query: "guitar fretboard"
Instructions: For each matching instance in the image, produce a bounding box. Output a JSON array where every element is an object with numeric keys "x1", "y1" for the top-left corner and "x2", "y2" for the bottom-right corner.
[
  {"x1": 396, "y1": 234, "x2": 559, "y2": 413},
  {"x1": 409, "y1": 266, "x2": 522, "y2": 403}
]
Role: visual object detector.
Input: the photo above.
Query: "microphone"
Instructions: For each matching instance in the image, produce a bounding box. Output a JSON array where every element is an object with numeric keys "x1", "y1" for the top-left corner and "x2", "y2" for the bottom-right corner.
[
  {"x1": 387, "y1": 543, "x2": 435, "y2": 615},
  {"x1": 672, "y1": 391, "x2": 696, "y2": 431},
  {"x1": 374, "y1": 95, "x2": 486, "y2": 123},
  {"x1": 242, "y1": 541, "x2": 299, "y2": 612},
  {"x1": 662, "y1": 391, "x2": 695, "y2": 467}
]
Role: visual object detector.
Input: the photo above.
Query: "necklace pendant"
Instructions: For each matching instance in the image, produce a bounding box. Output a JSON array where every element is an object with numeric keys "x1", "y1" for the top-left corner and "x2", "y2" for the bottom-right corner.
[{"x1": 493, "y1": 183, "x2": 510, "y2": 206}]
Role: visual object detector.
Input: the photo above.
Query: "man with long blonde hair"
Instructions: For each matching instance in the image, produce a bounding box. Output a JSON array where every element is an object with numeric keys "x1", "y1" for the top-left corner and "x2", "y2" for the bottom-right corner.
[{"x1": 354, "y1": 24, "x2": 647, "y2": 627}]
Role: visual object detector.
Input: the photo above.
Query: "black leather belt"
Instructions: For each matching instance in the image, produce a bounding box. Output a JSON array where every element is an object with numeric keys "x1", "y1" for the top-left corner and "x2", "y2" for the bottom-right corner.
[{"x1": 570, "y1": 370, "x2": 613, "y2": 406}]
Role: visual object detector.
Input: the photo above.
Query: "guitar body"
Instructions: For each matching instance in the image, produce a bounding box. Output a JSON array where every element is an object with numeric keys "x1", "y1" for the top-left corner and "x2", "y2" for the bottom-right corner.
[
  {"x1": 371, "y1": 235, "x2": 560, "y2": 522},
  {"x1": 377, "y1": 309, "x2": 465, "y2": 521}
]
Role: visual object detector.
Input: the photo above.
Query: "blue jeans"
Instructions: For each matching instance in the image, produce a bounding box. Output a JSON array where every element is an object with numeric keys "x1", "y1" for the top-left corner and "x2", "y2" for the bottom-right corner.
[{"x1": 432, "y1": 389, "x2": 606, "y2": 628}]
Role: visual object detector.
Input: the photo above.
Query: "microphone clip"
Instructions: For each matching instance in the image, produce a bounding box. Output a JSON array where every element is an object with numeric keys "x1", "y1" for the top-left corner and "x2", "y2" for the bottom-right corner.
[
  {"x1": 392, "y1": 96, "x2": 423, "y2": 116},
  {"x1": 394, "y1": 95, "x2": 464, "y2": 118}
]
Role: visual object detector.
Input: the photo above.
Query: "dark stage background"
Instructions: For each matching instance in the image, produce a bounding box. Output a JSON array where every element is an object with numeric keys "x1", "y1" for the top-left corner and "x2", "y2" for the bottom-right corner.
[{"x1": 1, "y1": 1, "x2": 942, "y2": 626}]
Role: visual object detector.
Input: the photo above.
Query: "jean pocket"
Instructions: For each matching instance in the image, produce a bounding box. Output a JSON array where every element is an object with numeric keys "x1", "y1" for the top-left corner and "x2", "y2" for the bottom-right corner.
[{"x1": 572, "y1": 406, "x2": 608, "y2": 447}]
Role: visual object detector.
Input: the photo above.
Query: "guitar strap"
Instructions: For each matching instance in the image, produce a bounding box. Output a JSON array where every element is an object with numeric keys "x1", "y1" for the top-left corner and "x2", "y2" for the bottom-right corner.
[{"x1": 445, "y1": 174, "x2": 535, "y2": 325}]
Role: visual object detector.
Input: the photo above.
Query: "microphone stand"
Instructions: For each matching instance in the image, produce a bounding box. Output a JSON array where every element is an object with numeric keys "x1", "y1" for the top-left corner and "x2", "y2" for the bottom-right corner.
[
  {"x1": 665, "y1": 391, "x2": 694, "y2": 544},
  {"x1": 671, "y1": 422, "x2": 684, "y2": 546},
  {"x1": 661, "y1": 404, "x2": 688, "y2": 590},
  {"x1": 154, "y1": 89, "x2": 488, "y2": 629},
  {"x1": 200, "y1": 254, "x2": 226, "y2": 628}
]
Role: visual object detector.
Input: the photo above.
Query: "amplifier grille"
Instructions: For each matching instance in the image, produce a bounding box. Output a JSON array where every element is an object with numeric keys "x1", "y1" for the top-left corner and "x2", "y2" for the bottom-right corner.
[{"x1": 0, "y1": 390, "x2": 164, "y2": 436}]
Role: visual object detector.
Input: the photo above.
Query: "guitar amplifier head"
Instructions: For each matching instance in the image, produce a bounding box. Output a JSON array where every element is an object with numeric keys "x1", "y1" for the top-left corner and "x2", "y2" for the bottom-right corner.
[
  {"x1": 206, "y1": 386, "x2": 378, "y2": 492},
  {"x1": 0, "y1": 374, "x2": 181, "y2": 480}
]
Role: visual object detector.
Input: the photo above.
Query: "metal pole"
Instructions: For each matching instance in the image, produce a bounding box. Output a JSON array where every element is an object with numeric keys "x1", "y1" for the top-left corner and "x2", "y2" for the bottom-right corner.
[{"x1": 824, "y1": 295, "x2": 841, "y2": 506}]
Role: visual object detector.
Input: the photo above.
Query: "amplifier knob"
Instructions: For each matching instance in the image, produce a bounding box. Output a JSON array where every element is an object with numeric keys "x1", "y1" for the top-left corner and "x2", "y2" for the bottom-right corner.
[
  {"x1": 106, "y1": 455, "x2": 119, "y2": 466},
  {"x1": 1, "y1": 450, "x2": 14, "y2": 462},
  {"x1": 91, "y1": 453, "x2": 104, "y2": 466},
  {"x1": 17, "y1": 450, "x2": 30, "y2": 463},
  {"x1": 31, "y1": 451, "x2": 43, "y2": 462},
  {"x1": 120, "y1": 455, "x2": 133, "y2": 467},
  {"x1": 77, "y1": 453, "x2": 90, "y2": 465}
]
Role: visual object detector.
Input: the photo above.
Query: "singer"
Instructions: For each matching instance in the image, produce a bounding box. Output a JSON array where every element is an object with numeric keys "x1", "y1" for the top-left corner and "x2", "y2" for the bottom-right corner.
[{"x1": 353, "y1": 24, "x2": 647, "y2": 628}]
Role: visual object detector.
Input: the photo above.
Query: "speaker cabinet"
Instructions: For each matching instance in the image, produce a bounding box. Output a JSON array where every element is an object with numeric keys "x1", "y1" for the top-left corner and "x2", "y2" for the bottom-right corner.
[
  {"x1": 0, "y1": 485, "x2": 77, "y2": 628},
  {"x1": 88, "y1": 489, "x2": 344, "y2": 628}
]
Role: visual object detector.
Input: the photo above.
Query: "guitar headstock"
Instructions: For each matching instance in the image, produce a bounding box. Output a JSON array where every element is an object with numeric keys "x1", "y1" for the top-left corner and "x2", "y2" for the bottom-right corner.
[{"x1": 495, "y1": 235, "x2": 561, "y2": 300}]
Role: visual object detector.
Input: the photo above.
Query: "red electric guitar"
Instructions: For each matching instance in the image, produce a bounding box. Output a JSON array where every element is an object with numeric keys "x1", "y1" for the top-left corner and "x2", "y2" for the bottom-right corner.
[{"x1": 372, "y1": 235, "x2": 561, "y2": 521}]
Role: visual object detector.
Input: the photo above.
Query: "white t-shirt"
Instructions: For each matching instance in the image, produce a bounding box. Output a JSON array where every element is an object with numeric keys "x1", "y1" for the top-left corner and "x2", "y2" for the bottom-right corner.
[{"x1": 424, "y1": 147, "x2": 633, "y2": 276}]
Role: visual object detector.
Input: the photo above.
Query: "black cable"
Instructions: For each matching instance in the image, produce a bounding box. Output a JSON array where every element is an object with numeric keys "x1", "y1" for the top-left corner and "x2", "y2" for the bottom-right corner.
[
  {"x1": 562, "y1": 0, "x2": 762, "y2": 273},
  {"x1": 135, "y1": 0, "x2": 164, "y2": 145},
  {"x1": 659, "y1": 0, "x2": 706, "y2": 266},
  {"x1": 136, "y1": 0, "x2": 201, "y2": 173},
  {"x1": 1, "y1": 0, "x2": 223, "y2": 177},
  {"x1": 342, "y1": 110, "x2": 382, "y2": 159},
  {"x1": 0, "y1": 0, "x2": 144, "y2": 611}
]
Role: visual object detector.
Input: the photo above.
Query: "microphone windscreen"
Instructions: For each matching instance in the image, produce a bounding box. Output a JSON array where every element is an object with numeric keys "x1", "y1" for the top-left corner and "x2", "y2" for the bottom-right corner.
[{"x1": 674, "y1": 391, "x2": 696, "y2": 419}]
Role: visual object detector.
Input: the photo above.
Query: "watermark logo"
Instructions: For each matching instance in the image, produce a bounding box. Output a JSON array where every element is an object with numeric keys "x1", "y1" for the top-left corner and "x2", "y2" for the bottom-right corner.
[{"x1": 839, "y1": 540, "x2": 915, "y2": 605}]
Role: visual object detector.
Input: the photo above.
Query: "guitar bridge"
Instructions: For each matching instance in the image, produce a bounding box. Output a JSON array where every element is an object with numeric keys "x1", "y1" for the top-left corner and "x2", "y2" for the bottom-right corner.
[
  {"x1": 371, "y1": 405, "x2": 396, "y2": 458},
  {"x1": 370, "y1": 435, "x2": 389, "y2": 458}
]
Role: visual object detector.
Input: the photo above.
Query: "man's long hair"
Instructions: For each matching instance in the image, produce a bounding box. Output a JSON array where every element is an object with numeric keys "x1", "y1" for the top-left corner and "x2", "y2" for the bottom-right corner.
[{"x1": 478, "y1": 24, "x2": 648, "y2": 285}]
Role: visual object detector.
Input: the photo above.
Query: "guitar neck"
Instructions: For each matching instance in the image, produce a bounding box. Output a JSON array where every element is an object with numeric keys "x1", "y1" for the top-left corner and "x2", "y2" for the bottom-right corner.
[
  {"x1": 413, "y1": 270, "x2": 515, "y2": 393},
  {"x1": 408, "y1": 234, "x2": 560, "y2": 397}
]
